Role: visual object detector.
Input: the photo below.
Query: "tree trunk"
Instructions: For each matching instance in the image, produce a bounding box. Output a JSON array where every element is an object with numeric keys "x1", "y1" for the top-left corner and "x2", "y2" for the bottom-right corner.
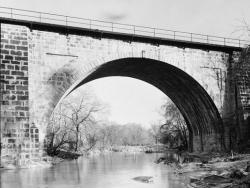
[{"x1": 75, "y1": 127, "x2": 79, "y2": 152}]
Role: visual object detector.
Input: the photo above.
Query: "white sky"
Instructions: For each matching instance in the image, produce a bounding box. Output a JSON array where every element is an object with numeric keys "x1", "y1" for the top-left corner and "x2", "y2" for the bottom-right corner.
[
  {"x1": 2, "y1": 0, "x2": 250, "y2": 128},
  {"x1": 80, "y1": 77, "x2": 166, "y2": 128}
]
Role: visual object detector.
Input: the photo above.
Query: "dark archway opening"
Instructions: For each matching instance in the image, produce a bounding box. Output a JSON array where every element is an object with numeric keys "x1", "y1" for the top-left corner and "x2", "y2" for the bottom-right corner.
[{"x1": 68, "y1": 58, "x2": 224, "y2": 152}]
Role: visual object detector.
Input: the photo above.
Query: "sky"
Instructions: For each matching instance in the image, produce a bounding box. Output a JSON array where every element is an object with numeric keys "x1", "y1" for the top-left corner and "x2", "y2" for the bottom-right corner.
[
  {"x1": 1, "y1": 0, "x2": 250, "y2": 128},
  {"x1": 77, "y1": 77, "x2": 167, "y2": 128}
]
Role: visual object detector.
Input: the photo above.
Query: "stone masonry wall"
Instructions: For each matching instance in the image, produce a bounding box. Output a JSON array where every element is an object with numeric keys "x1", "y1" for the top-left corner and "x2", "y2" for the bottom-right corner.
[{"x1": 0, "y1": 24, "x2": 41, "y2": 166}]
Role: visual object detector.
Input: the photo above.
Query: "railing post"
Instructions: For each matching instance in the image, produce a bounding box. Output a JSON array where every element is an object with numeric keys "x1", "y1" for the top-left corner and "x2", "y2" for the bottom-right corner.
[
  {"x1": 133, "y1": 25, "x2": 135, "y2": 35},
  {"x1": 141, "y1": 50, "x2": 145, "y2": 58},
  {"x1": 224, "y1": 38, "x2": 226, "y2": 46},
  {"x1": 191, "y1": 33, "x2": 193, "y2": 42},
  {"x1": 153, "y1": 28, "x2": 156, "y2": 37},
  {"x1": 89, "y1": 20, "x2": 92, "y2": 29},
  {"x1": 39, "y1": 12, "x2": 42, "y2": 22},
  {"x1": 111, "y1": 22, "x2": 113, "y2": 32},
  {"x1": 11, "y1": 8, "x2": 13, "y2": 19},
  {"x1": 239, "y1": 40, "x2": 241, "y2": 47},
  {"x1": 174, "y1": 31, "x2": 176, "y2": 40},
  {"x1": 65, "y1": 16, "x2": 68, "y2": 26},
  {"x1": 207, "y1": 35, "x2": 209, "y2": 43}
]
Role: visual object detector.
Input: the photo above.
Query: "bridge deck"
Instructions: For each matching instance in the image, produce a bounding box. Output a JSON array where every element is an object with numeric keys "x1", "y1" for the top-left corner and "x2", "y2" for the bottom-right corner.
[{"x1": 0, "y1": 7, "x2": 249, "y2": 53}]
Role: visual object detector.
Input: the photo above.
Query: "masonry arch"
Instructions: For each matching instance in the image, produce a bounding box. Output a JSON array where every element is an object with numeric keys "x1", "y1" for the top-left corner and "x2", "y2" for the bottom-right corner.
[{"x1": 56, "y1": 57, "x2": 225, "y2": 152}]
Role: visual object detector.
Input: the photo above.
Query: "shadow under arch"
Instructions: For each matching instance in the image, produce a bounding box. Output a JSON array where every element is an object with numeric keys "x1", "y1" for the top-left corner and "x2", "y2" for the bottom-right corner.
[{"x1": 59, "y1": 57, "x2": 225, "y2": 152}]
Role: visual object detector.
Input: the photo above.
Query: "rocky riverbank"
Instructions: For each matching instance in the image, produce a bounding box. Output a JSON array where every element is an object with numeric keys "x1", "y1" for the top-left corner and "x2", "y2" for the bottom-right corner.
[
  {"x1": 111, "y1": 144, "x2": 167, "y2": 153},
  {"x1": 156, "y1": 152, "x2": 250, "y2": 187},
  {"x1": 54, "y1": 150, "x2": 82, "y2": 159}
]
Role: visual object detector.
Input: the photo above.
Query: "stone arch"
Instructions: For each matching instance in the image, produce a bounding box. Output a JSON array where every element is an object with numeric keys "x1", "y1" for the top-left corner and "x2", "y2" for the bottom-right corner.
[{"x1": 55, "y1": 57, "x2": 224, "y2": 152}]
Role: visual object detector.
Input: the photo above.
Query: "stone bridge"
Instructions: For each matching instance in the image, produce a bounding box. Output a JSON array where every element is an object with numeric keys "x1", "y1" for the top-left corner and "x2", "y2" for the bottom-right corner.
[{"x1": 0, "y1": 8, "x2": 250, "y2": 164}]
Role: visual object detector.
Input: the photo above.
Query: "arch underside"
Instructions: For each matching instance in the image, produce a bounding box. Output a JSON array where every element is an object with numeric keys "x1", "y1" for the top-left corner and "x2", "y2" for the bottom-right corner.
[{"x1": 68, "y1": 58, "x2": 224, "y2": 150}]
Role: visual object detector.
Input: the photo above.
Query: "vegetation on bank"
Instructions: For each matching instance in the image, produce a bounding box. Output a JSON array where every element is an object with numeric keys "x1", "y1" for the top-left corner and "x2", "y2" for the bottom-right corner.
[
  {"x1": 159, "y1": 100, "x2": 189, "y2": 151},
  {"x1": 45, "y1": 92, "x2": 189, "y2": 160}
]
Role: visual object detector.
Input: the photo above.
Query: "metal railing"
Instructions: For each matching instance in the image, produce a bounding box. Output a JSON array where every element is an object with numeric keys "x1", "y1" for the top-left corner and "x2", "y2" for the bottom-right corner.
[{"x1": 0, "y1": 6, "x2": 249, "y2": 48}]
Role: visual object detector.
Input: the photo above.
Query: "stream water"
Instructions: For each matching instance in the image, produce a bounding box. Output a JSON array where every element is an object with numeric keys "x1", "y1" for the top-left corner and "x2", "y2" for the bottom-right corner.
[{"x1": 0, "y1": 152, "x2": 188, "y2": 188}]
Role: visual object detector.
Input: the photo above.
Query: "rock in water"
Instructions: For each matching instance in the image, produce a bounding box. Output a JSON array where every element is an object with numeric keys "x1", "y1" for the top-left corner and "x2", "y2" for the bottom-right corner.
[
  {"x1": 155, "y1": 157, "x2": 166, "y2": 164},
  {"x1": 133, "y1": 176, "x2": 153, "y2": 183}
]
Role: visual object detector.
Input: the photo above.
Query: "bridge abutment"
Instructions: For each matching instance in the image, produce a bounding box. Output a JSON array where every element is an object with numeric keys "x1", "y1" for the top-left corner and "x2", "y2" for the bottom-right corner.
[
  {"x1": 0, "y1": 24, "x2": 42, "y2": 165},
  {"x1": 222, "y1": 50, "x2": 250, "y2": 152},
  {"x1": 236, "y1": 48, "x2": 250, "y2": 151}
]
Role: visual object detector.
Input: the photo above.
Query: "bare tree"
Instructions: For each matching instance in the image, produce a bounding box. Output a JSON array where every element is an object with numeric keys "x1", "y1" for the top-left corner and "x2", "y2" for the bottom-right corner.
[
  {"x1": 96, "y1": 123, "x2": 154, "y2": 147},
  {"x1": 46, "y1": 89, "x2": 106, "y2": 156},
  {"x1": 60, "y1": 97, "x2": 104, "y2": 152},
  {"x1": 46, "y1": 106, "x2": 73, "y2": 155},
  {"x1": 233, "y1": 19, "x2": 250, "y2": 41},
  {"x1": 159, "y1": 101, "x2": 189, "y2": 150},
  {"x1": 149, "y1": 124, "x2": 161, "y2": 144},
  {"x1": 98, "y1": 124, "x2": 109, "y2": 149}
]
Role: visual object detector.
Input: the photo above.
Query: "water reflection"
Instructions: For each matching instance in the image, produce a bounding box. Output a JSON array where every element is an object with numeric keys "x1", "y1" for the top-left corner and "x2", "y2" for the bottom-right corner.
[{"x1": 0, "y1": 153, "x2": 188, "y2": 188}]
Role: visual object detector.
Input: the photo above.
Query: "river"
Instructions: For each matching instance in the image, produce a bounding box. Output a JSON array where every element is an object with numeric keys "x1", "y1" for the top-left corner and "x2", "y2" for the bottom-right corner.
[{"x1": 0, "y1": 153, "x2": 188, "y2": 188}]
